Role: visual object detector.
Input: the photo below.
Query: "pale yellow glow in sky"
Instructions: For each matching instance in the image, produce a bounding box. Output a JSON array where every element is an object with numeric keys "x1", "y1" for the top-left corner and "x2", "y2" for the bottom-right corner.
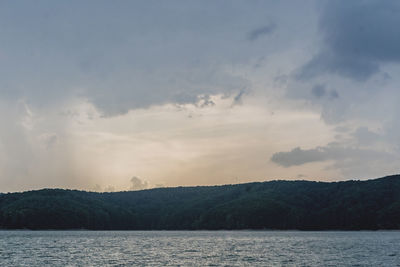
[{"x1": 25, "y1": 94, "x2": 334, "y2": 192}]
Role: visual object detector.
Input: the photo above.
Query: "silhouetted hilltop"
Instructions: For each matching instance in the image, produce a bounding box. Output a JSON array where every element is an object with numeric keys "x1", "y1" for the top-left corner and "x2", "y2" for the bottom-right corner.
[{"x1": 1, "y1": 175, "x2": 400, "y2": 230}]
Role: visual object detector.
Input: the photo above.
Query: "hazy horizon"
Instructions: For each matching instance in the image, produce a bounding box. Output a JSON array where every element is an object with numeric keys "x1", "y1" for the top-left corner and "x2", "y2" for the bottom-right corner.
[
  {"x1": 3, "y1": 174, "x2": 400, "y2": 194},
  {"x1": 1, "y1": 0, "x2": 400, "y2": 192}
]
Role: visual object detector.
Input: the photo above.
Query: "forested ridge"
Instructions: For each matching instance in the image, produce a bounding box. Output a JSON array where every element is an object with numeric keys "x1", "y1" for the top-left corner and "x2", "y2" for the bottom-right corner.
[{"x1": 1, "y1": 175, "x2": 400, "y2": 230}]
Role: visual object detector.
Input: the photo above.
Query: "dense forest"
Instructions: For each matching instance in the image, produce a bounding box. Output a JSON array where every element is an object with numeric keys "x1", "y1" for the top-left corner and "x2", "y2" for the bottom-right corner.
[{"x1": 0, "y1": 175, "x2": 400, "y2": 230}]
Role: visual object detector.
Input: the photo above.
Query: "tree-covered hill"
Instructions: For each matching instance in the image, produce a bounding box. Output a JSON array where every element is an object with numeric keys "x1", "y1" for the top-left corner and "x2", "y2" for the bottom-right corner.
[{"x1": 1, "y1": 175, "x2": 400, "y2": 230}]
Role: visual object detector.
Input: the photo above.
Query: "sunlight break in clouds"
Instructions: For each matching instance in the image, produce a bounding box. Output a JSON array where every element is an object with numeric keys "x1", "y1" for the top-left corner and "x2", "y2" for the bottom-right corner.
[{"x1": 0, "y1": 94, "x2": 333, "y2": 192}]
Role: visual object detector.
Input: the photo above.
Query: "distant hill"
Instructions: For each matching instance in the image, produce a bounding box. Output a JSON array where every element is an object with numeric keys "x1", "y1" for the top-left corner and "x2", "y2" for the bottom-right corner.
[{"x1": 1, "y1": 175, "x2": 400, "y2": 230}]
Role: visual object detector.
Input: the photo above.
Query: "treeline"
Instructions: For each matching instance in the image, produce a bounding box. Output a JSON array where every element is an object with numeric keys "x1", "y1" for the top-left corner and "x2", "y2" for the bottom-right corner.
[{"x1": 0, "y1": 175, "x2": 400, "y2": 230}]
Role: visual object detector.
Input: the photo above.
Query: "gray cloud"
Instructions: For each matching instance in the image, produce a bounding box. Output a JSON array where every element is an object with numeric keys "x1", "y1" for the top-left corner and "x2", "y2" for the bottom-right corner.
[
  {"x1": 352, "y1": 127, "x2": 381, "y2": 145},
  {"x1": 271, "y1": 147, "x2": 327, "y2": 167},
  {"x1": 299, "y1": 51, "x2": 379, "y2": 81},
  {"x1": 271, "y1": 144, "x2": 390, "y2": 168},
  {"x1": 231, "y1": 89, "x2": 247, "y2": 107},
  {"x1": 130, "y1": 176, "x2": 148, "y2": 191},
  {"x1": 311, "y1": 84, "x2": 326, "y2": 98},
  {"x1": 196, "y1": 95, "x2": 215, "y2": 108},
  {"x1": 311, "y1": 85, "x2": 339, "y2": 100},
  {"x1": 247, "y1": 24, "x2": 276, "y2": 41},
  {"x1": 329, "y1": 89, "x2": 339, "y2": 99},
  {"x1": 0, "y1": 1, "x2": 288, "y2": 116},
  {"x1": 299, "y1": 0, "x2": 400, "y2": 80}
]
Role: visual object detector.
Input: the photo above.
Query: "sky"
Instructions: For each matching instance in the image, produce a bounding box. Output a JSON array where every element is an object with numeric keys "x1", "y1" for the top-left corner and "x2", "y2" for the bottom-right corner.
[{"x1": 1, "y1": 0, "x2": 400, "y2": 192}]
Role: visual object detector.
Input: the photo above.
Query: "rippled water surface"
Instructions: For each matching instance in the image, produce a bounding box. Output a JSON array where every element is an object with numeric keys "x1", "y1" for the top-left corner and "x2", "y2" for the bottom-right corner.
[{"x1": 0, "y1": 230, "x2": 399, "y2": 266}]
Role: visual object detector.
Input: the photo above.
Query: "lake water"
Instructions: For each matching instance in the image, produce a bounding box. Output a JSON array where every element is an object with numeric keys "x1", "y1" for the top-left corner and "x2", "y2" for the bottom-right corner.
[{"x1": 0, "y1": 231, "x2": 399, "y2": 266}]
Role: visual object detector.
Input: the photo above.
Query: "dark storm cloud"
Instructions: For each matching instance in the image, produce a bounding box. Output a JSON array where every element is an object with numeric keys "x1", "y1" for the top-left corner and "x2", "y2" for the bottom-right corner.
[
  {"x1": 0, "y1": 0, "x2": 319, "y2": 117},
  {"x1": 299, "y1": 0, "x2": 400, "y2": 81},
  {"x1": 0, "y1": 0, "x2": 277, "y2": 116}
]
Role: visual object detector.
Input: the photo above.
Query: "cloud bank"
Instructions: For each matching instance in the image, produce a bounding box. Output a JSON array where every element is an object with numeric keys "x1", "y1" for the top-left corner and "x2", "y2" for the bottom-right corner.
[
  {"x1": 1, "y1": 1, "x2": 400, "y2": 191},
  {"x1": 300, "y1": 0, "x2": 400, "y2": 81}
]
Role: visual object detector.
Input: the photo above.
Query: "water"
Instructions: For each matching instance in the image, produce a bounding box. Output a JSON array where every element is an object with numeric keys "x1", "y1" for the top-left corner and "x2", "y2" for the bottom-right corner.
[{"x1": 0, "y1": 231, "x2": 399, "y2": 266}]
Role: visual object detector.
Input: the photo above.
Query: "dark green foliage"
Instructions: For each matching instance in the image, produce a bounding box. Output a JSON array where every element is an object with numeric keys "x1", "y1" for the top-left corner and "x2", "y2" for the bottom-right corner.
[{"x1": 0, "y1": 175, "x2": 400, "y2": 230}]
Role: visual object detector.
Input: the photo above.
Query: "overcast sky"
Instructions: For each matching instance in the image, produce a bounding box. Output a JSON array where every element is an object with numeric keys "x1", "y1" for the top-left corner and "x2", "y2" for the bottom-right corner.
[{"x1": 1, "y1": 0, "x2": 400, "y2": 192}]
